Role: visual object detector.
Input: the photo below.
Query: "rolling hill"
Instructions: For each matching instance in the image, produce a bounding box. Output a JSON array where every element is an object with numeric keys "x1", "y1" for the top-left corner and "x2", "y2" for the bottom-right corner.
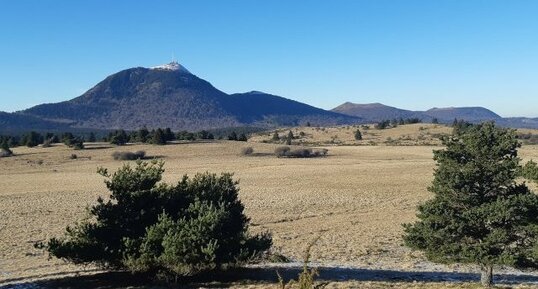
[
  {"x1": 332, "y1": 102, "x2": 536, "y2": 128},
  {"x1": 332, "y1": 102, "x2": 422, "y2": 122}
]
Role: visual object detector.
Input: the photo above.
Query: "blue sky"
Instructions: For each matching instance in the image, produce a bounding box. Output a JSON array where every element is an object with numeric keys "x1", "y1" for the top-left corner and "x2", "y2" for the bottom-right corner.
[{"x1": 1, "y1": 0, "x2": 537, "y2": 117}]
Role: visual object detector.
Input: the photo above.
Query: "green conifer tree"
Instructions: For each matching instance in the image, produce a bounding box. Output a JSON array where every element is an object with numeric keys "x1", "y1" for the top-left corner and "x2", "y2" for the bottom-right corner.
[
  {"x1": 286, "y1": 131, "x2": 294, "y2": 145},
  {"x1": 238, "y1": 133, "x2": 248, "y2": 142},
  {"x1": 272, "y1": 131, "x2": 280, "y2": 142},
  {"x1": 138, "y1": 127, "x2": 150, "y2": 143},
  {"x1": 403, "y1": 122, "x2": 538, "y2": 287},
  {"x1": 228, "y1": 131, "x2": 238, "y2": 141},
  {"x1": 152, "y1": 128, "x2": 167, "y2": 145},
  {"x1": 354, "y1": 129, "x2": 362, "y2": 140},
  {"x1": 88, "y1": 132, "x2": 97, "y2": 143}
]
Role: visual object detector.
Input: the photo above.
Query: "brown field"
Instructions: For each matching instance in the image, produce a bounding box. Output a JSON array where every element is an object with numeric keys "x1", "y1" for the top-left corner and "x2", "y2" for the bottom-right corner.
[
  {"x1": 2, "y1": 124, "x2": 538, "y2": 288},
  {"x1": 249, "y1": 123, "x2": 453, "y2": 146}
]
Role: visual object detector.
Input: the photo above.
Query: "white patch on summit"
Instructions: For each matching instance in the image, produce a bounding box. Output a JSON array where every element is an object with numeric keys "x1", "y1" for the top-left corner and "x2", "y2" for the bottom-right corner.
[{"x1": 150, "y1": 61, "x2": 191, "y2": 74}]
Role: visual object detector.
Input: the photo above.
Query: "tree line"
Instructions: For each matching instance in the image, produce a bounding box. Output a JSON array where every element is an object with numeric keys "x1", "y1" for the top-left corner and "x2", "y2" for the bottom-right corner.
[
  {"x1": 374, "y1": 117, "x2": 422, "y2": 129},
  {"x1": 0, "y1": 132, "x2": 87, "y2": 149},
  {"x1": 0, "y1": 127, "x2": 249, "y2": 150},
  {"x1": 106, "y1": 127, "x2": 248, "y2": 146}
]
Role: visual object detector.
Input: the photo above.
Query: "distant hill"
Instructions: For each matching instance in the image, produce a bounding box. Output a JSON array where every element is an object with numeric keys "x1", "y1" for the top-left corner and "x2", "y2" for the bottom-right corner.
[
  {"x1": 228, "y1": 91, "x2": 355, "y2": 126},
  {"x1": 424, "y1": 107, "x2": 501, "y2": 122},
  {"x1": 332, "y1": 102, "x2": 422, "y2": 122},
  {"x1": 0, "y1": 111, "x2": 70, "y2": 133},
  {"x1": 497, "y1": 117, "x2": 538, "y2": 129},
  {"x1": 3, "y1": 62, "x2": 359, "y2": 132},
  {"x1": 332, "y1": 102, "x2": 537, "y2": 129}
]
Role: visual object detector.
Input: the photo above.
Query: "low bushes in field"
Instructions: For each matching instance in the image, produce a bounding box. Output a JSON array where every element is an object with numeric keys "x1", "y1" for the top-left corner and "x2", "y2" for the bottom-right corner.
[
  {"x1": 0, "y1": 149, "x2": 13, "y2": 158},
  {"x1": 518, "y1": 133, "x2": 538, "y2": 145},
  {"x1": 0, "y1": 142, "x2": 13, "y2": 157},
  {"x1": 241, "y1": 146, "x2": 254, "y2": 155},
  {"x1": 275, "y1": 146, "x2": 291, "y2": 157},
  {"x1": 112, "y1": 150, "x2": 146, "y2": 160},
  {"x1": 275, "y1": 146, "x2": 328, "y2": 158}
]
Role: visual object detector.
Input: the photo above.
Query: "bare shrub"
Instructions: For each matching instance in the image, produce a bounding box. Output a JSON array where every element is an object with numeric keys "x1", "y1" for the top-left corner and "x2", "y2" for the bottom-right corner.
[
  {"x1": 277, "y1": 236, "x2": 326, "y2": 289},
  {"x1": 275, "y1": 146, "x2": 291, "y2": 157},
  {"x1": 288, "y1": 148, "x2": 312, "y2": 158},
  {"x1": 1, "y1": 142, "x2": 13, "y2": 157},
  {"x1": 0, "y1": 149, "x2": 13, "y2": 158},
  {"x1": 275, "y1": 147, "x2": 328, "y2": 158},
  {"x1": 42, "y1": 139, "x2": 53, "y2": 148},
  {"x1": 313, "y1": 149, "x2": 328, "y2": 157},
  {"x1": 112, "y1": 151, "x2": 146, "y2": 161},
  {"x1": 241, "y1": 146, "x2": 254, "y2": 155}
]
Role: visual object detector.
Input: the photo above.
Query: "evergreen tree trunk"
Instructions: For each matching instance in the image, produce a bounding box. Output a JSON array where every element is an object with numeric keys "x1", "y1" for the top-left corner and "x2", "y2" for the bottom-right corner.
[{"x1": 480, "y1": 265, "x2": 493, "y2": 287}]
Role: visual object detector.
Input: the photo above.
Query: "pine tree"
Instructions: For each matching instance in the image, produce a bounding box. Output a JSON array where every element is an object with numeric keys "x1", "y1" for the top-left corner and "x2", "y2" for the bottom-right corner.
[
  {"x1": 238, "y1": 133, "x2": 248, "y2": 142},
  {"x1": 228, "y1": 131, "x2": 238, "y2": 141},
  {"x1": 72, "y1": 138, "x2": 85, "y2": 150},
  {"x1": 152, "y1": 128, "x2": 167, "y2": 145},
  {"x1": 164, "y1": 128, "x2": 175, "y2": 142},
  {"x1": 403, "y1": 122, "x2": 538, "y2": 287},
  {"x1": 88, "y1": 132, "x2": 97, "y2": 143},
  {"x1": 62, "y1": 132, "x2": 75, "y2": 145},
  {"x1": 110, "y1": 130, "x2": 129, "y2": 146},
  {"x1": 354, "y1": 129, "x2": 362, "y2": 140},
  {"x1": 24, "y1": 131, "x2": 43, "y2": 147},
  {"x1": 286, "y1": 131, "x2": 294, "y2": 145},
  {"x1": 137, "y1": 127, "x2": 150, "y2": 143},
  {"x1": 272, "y1": 131, "x2": 280, "y2": 142}
]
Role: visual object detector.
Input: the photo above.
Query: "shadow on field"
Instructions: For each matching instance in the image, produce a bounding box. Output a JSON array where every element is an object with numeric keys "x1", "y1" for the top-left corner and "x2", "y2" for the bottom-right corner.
[
  {"x1": 3, "y1": 265, "x2": 538, "y2": 288},
  {"x1": 168, "y1": 140, "x2": 217, "y2": 145},
  {"x1": 83, "y1": 146, "x2": 114, "y2": 150},
  {"x1": 141, "y1": 155, "x2": 166, "y2": 160}
]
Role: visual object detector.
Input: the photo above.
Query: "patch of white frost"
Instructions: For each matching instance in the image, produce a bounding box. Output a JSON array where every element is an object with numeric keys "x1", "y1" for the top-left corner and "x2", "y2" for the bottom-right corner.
[{"x1": 150, "y1": 61, "x2": 191, "y2": 74}]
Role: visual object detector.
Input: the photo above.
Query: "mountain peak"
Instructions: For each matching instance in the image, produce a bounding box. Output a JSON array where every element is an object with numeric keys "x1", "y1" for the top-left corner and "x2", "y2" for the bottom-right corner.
[{"x1": 150, "y1": 61, "x2": 191, "y2": 74}]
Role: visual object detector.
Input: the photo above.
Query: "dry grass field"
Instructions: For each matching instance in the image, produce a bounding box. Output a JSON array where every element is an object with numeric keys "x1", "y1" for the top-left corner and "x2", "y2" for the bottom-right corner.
[
  {"x1": 2, "y1": 124, "x2": 538, "y2": 288},
  {"x1": 249, "y1": 123, "x2": 453, "y2": 146}
]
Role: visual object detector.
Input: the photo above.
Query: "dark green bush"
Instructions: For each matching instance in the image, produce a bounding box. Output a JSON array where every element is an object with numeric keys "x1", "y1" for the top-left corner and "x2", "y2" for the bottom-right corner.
[
  {"x1": 39, "y1": 161, "x2": 271, "y2": 280},
  {"x1": 289, "y1": 148, "x2": 312, "y2": 158},
  {"x1": 112, "y1": 151, "x2": 146, "y2": 160},
  {"x1": 238, "y1": 133, "x2": 248, "y2": 142}
]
